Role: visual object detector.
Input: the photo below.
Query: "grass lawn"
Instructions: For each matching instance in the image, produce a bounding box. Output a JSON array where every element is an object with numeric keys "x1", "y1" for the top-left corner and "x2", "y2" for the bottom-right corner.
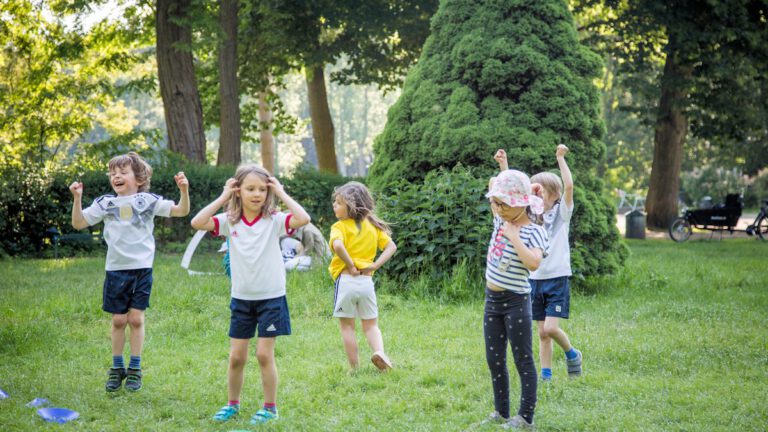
[{"x1": 1, "y1": 239, "x2": 766, "y2": 431}]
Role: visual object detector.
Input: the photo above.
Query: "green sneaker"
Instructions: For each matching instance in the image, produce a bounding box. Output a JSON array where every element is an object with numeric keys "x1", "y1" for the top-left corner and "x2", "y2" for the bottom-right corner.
[
  {"x1": 250, "y1": 408, "x2": 278, "y2": 425},
  {"x1": 124, "y1": 368, "x2": 142, "y2": 392},
  {"x1": 213, "y1": 404, "x2": 239, "y2": 422},
  {"x1": 105, "y1": 367, "x2": 126, "y2": 392}
]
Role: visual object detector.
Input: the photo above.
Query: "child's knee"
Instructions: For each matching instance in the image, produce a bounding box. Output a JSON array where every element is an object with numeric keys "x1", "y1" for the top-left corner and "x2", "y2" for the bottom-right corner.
[
  {"x1": 112, "y1": 314, "x2": 128, "y2": 328},
  {"x1": 255, "y1": 350, "x2": 274, "y2": 366},
  {"x1": 229, "y1": 351, "x2": 247, "y2": 369},
  {"x1": 127, "y1": 312, "x2": 144, "y2": 328}
]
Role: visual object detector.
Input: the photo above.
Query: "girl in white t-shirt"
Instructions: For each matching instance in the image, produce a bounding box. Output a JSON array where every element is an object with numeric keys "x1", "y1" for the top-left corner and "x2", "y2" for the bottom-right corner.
[
  {"x1": 529, "y1": 145, "x2": 582, "y2": 381},
  {"x1": 191, "y1": 164, "x2": 310, "y2": 426}
]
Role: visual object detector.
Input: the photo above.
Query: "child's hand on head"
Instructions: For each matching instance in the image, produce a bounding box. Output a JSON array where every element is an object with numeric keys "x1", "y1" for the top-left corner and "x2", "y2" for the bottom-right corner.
[
  {"x1": 221, "y1": 178, "x2": 240, "y2": 199},
  {"x1": 174, "y1": 172, "x2": 189, "y2": 191},
  {"x1": 69, "y1": 181, "x2": 83, "y2": 198},
  {"x1": 266, "y1": 176, "x2": 284, "y2": 193},
  {"x1": 556, "y1": 144, "x2": 569, "y2": 158},
  {"x1": 531, "y1": 183, "x2": 543, "y2": 198}
]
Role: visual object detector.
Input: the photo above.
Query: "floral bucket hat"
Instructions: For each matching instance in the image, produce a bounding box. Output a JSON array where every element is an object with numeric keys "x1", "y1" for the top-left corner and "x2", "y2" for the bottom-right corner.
[{"x1": 486, "y1": 169, "x2": 544, "y2": 215}]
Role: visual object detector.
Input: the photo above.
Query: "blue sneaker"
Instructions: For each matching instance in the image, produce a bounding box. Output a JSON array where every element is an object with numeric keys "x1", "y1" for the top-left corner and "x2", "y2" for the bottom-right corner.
[
  {"x1": 213, "y1": 404, "x2": 239, "y2": 422},
  {"x1": 250, "y1": 408, "x2": 278, "y2": 425},
  {"x1": 567, "y1": 349, "x2": 583, "y2": 376}
]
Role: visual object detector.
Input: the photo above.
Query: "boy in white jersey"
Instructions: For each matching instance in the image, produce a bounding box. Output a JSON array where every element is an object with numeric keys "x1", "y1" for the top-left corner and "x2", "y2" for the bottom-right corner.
[
  {"x1": 481, "y1": 153, "x2": 548, "y2": 430},
  {"x1": 191, "y1": 164, "x2": 310, "y2": 426},
  {"x1": 69, "y1": 152, "x2": 189, "y2": 392},
  {"x1": 530, "y1": 145, "x2": 582, "y2": 380}
]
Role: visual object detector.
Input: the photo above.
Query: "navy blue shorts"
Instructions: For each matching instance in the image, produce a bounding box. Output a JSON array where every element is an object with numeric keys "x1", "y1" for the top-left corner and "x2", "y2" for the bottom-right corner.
[
  {"x1": 530, "y1": 276, "x2": 570, "y2": 320},
  {"x1": 102, "y1": 268, "x2": 153, "y2": 314},
  {"x1": 229, "y1": 296, "x2": 291, "y2": 339}
]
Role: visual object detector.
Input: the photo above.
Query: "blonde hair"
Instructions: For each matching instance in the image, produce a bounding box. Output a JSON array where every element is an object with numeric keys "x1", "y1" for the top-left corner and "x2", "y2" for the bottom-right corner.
[
  {"x1": 108, "y1": 152, "x2": 153, "y2": 192},
  {"x1": 332, "y1": 181, "x2": 391, "y2": 235},
  {"x1": 530, "y1": 172, "x2": 563, "y2": 201},
  {"x1": 226, "y1": 164, "x2": 275, "y2": 224}
]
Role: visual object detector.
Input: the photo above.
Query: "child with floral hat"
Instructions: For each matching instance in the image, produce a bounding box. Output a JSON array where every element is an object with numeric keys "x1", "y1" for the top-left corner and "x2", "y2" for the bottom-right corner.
[{"x1": 481, "y1": 150, "x2": 549, "y2": 430}]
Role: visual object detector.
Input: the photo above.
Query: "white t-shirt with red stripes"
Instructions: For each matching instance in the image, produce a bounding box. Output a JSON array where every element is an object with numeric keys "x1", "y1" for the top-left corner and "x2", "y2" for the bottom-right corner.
[{"x1": 212, "y1": 211, "x2": 294, "y2": 301}]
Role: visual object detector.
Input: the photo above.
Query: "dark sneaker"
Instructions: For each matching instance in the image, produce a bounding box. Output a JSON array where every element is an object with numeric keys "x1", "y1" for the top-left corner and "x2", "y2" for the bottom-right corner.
[
  {"x1": 124, "y1": 368, "x2": 142, "y2": 392},
  {"x1": 567, "y1": 349, "x2": 583, "y2": 377},
  {"x1": 105, "y1": 367, "x2": 126, "y2": 392}
]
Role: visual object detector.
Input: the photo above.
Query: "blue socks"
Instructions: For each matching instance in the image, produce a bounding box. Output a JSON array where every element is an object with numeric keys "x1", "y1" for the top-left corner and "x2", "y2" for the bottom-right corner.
[
  {"x1": 541, "y1": 368, "x2": 552, "y2": 379},
  {"x1": 112, "y1": 356, "x2": 124, "y2": 369},
  {"x1": 129, "y1": 355, "x2": 141, "y2": 370},
  {"x1": 565, "y1": 348, "x2": 578, "y2": 360}
]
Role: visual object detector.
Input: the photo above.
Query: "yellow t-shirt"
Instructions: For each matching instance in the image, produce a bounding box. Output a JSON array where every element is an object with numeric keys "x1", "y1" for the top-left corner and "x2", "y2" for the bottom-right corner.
[{"x1": 328, "y1": 218, "x2": 392, "y2": 280}]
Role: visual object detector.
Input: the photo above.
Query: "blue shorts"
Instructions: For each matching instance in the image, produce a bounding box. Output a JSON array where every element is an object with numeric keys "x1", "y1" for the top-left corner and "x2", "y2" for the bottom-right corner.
[
  {"x1": 229, "y1": 296, "x2": 291, "y2": 339},
  {"x1": 530, "y1": 276, "x2": 570, "y2": 320},
  {"x1": 102, "y1": 268, "x2": 153, "y2": 314}
]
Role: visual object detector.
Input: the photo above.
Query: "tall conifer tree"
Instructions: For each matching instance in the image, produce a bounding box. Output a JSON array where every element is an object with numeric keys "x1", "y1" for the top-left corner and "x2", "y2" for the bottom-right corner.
[{"x1": 370, "y1": 0, "x2": 626, "y2": 276}]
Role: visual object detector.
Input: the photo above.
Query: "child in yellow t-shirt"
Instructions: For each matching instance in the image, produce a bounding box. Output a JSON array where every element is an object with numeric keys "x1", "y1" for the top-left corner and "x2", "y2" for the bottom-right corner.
[{"x1": 329, "y1": 182, "x2": 397, "y2": 371}]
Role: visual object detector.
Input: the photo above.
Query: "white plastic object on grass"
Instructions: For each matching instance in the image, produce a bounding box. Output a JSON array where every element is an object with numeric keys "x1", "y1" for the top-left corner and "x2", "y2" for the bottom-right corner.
[{"x1": 181, "y1": 230, "x2": 221, "y2": 276}]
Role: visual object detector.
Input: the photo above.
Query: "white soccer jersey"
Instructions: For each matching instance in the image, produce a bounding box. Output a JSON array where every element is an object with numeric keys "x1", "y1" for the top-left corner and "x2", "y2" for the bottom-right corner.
[
  {"x1": 213, "y1": 212, "x2": 295, "y2": 301},
  {"x1": 530, "y1": 200, "x2": 573, "y2": 280},
  {"x1": 82, "y1": 193, "x2": 174, "y2": 271}
]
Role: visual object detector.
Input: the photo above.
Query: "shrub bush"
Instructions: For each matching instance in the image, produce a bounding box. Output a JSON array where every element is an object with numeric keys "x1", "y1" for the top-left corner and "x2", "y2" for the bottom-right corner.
[{"x1": 377, "y1": 166, "x2": 491, "y2": 283}]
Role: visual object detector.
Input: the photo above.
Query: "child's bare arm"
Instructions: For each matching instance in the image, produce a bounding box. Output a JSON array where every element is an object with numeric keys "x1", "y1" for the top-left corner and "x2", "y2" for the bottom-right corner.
[
  {"x1": 556, "y1": 145, "x2": 573, "y2": 208},
  {"x1": 332, "y1": 240, "x2": 360, "y2": 276},
  {"x1": 69, "y1": 182, "x2": 89, "y2": 230},
  {"x1": 267, "y1": 177, "x2": 311, "y2": 229},
  {"x1": 191, "y1": 178, "x2": 238, "y2": 231},
  {"x1": 170, "y1": 172, "x2": 190, "y2": 217},
  {"x1": 502, "y1": 222, "x2": 542, "y2": 271},
  {"x1": 494, "y1": 149, "x2": 509, "y2": 172},
  {"x1": 361, "y1": 240, "x2": 397, "y2": 275}
]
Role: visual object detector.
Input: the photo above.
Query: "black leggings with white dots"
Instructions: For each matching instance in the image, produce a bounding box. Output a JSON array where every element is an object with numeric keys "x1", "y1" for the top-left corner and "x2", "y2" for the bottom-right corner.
[{"x1": 483, "y1": 287, "x2": 537, "y2": 423}]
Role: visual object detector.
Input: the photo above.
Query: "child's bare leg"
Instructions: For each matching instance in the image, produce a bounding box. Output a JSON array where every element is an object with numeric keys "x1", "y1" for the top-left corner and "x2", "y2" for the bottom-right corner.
[
  {"x1": 338, "y1": 318, "x2": 359, "y2": 368},
  {"x1": 361, "y1": 318, "x2": 384, "y2": 353},
  {"x1": 544, "y1": 317, "x2": 572, "y2": 351},
  {"x1": 256, "y1": 337, "x2": 277, "y2": 404},
  {"x1": 536, "y1": 320, "x2": 553, "y2": 369},
  {"x1": 127, "y1": 308, "x2": 145, "y2": 357},
  {"x1": 228, "y1": 338, "x2": 250, "y2": 402},
  {"x1": 111, "y1": 313, "x2": 128, "y2": 357}
]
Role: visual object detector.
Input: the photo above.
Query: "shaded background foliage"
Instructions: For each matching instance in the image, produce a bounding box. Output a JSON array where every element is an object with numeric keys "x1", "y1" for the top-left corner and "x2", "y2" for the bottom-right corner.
[
  {"x1": 0, "y1": 159, "x2": 347, "y2": 257},
  {"x1": 370, "y1": 0, "x2": 627, "y2": 279}
]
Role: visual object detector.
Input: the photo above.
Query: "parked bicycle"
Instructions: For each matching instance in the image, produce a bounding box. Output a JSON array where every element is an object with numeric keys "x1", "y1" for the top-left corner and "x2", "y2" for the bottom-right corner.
[{"x1": 669, "y1": 195, "x2": 768, "y2": 242}]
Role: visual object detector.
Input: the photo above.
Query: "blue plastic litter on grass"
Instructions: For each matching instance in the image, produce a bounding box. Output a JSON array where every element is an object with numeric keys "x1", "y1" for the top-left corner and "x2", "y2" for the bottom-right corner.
[
  {"x1": 0, "y1": 388, "x2": 8, "y2": 399},
  {"x1": 26, "y1": 398, "x2": 50, "y2": 408},
  {"x1": 37, "y1": 407, "x2": 80, "y2": 423}
]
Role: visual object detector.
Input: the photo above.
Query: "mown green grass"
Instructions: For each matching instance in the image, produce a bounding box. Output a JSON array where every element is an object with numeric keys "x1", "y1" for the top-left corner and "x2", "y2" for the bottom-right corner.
[{"x1": 1, "y1": 239, "x2": 766, "y2": 431}]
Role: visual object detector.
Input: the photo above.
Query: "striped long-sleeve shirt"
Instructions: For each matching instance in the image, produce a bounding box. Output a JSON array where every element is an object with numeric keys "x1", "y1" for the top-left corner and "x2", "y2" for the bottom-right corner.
[{"x1": 485, "y1": 216, "x2": 549, "y2": 294}]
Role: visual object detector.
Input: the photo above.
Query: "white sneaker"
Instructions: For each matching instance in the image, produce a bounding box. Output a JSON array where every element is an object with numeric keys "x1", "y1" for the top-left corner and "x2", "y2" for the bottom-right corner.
[
  {"x1": 371, "y1": 351, "x2": 393, "y2": 371},
  {"x1": 502, "y1": 415, "x2": 535, "y2": 430}
]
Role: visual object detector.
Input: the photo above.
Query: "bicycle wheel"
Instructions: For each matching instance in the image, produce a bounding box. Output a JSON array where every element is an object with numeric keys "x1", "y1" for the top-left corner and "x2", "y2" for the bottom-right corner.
[
  {"x1": 669, "y1": 218, "x2": 692, "y2": 242},
  {"x1": 757, "y1": 216, "x2": 768, "y2": 241}
]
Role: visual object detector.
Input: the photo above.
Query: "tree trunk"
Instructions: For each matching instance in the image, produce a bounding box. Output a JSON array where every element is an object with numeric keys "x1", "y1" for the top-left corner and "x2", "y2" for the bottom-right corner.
[
  {"x1": 216, "y1": 0, "x2": 241, "y2": 166},
  {"x1": 305, "y1": 66, "x2": 338, "y2": 173},
  {"x1": 156, "y1": 0, "x2": 207, "y2": 163},
  {"x1": 645, "y1": 38, "x2": 692, "y2": 229},
  {"x1": 259, "y1": 91, "x2": 275, "y2": 174}
]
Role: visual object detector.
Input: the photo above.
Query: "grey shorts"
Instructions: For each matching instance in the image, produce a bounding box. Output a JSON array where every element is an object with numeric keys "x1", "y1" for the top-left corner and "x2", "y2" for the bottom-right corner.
[{"x1": 333, "y1": 274, "x2": 378, "y2": 319}]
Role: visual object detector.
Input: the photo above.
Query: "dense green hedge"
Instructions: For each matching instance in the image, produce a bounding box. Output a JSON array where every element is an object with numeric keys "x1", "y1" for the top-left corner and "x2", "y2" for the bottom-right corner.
[
  {"x1": 378, "y1": 166, "x2": 491, "y2": 281},
  {"x1": 0, "y1": 163, "x2": 348, "y2": 257}
]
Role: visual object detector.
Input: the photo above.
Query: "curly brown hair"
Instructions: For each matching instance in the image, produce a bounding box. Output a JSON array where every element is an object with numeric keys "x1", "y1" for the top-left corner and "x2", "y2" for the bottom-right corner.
[{"x1": 108, "y1": 152, "x2": 153, "y2": 192}]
